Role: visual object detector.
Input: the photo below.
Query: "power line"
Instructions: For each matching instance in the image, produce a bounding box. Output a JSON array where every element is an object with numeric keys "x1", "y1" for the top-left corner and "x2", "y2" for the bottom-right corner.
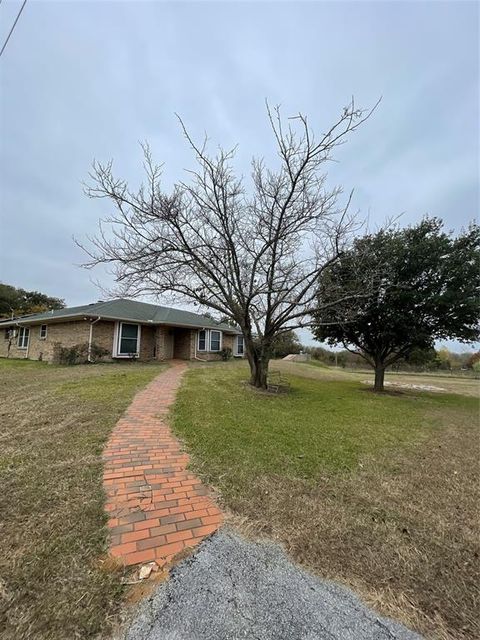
[{"x1": 0, "y1": 0, "x2": 27, "y2": 59}]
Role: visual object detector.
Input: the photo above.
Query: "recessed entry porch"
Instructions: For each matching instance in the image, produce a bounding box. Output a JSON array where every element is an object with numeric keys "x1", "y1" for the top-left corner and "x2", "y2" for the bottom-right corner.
[
  {"x1": 158, "y1": 325, "x2": 241, "y2": 361},
  {"x1": 166, "y1": 325, "x2": 237, "y2": 360},
  {"x1": 172, "y1": 327, "x2": 194, "y2": 359}
]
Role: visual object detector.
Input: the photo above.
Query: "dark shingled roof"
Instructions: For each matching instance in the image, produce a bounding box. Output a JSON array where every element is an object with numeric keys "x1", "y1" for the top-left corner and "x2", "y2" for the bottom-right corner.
[{"x1": 0, "y1": 298, "x2": 240, "y2": 333}]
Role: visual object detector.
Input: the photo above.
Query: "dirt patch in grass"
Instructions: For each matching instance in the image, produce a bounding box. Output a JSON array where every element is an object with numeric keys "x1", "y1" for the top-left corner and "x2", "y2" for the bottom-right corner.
[
  {"x1": 172, "y1": 361, "x2": 480, "y2": 640},
  {"x1": 0, "y1": 359, "x2": 164, "y2": 640}
]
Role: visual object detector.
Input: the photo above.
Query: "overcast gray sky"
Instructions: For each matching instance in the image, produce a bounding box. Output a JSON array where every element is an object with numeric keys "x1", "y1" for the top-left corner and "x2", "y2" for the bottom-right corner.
[{"x1": 0, "y1": 0, "x2": 478, "y2": 348}]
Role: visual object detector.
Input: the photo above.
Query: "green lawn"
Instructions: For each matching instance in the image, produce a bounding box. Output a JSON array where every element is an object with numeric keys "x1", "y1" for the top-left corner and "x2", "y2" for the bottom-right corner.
[
  {"x1": 282, "y1": 359, "x2": 480, "y2": 397},
  {"x1": 172, "y1": 360, "x2": 480, "y2": 640},
  {"x1": 0, "y1": 358, "x2": 165, "y2": 640},
  {"x1": 173, "y1": 360, "x2": 469, "y2": 485}
]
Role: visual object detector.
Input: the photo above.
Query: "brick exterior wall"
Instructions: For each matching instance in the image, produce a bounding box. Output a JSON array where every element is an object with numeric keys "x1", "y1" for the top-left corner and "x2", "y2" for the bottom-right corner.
[
  {"x1": 91, "y1": 320, "x2": 115, "y2": 355},
  {"x1": 0, "y1": 328, "x2": 25, "y2": 359},
  {"x1": 0, "y1": 320, "x2": 242, "y2": 363},
  {"x1": 223, "y1": 333, "x2": 235, "y2": 353},
  {"x1": 155, "y1": 326, "x2": 174, "y2": 360},
  {"x1": 90, "y1": 321, "x2": 155, "y2": 361},
  {"x1": 139, "y1": 325, "x2": 156, "y2": 360},
  {"x1": 0, "y1": 321, "x2": 91, "y2": 362}
]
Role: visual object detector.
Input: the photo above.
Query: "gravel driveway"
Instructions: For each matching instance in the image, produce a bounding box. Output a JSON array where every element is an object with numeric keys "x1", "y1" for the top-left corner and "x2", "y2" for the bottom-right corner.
[{"x1": 124, "y1": 529, "x2": 421, "y2": 640}]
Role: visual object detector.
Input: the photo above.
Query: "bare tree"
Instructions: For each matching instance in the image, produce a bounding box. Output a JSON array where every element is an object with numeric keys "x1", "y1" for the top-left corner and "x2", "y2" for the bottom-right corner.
[{"x1": 81, "y1": 100, "x2": 378, "y2": 388}]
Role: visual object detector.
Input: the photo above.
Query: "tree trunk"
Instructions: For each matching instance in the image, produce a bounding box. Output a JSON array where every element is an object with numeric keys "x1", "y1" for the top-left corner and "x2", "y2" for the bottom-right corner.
[
  {"x1": 250, "y1": 356, "x2": 269, "y2": 389},
  {"x1": 245, "y1": 338, "x2": 270, "y2": 389},
  {"x1": 373, "y1": 364, "x2": 385, "y2": 392}
]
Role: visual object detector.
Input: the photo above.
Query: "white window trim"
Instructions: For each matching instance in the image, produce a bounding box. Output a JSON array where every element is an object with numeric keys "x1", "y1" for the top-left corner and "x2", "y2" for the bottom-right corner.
[
  {"x1": 209, "y1": 329, "x2": 222, "y2": 352},
  {"x1": 113, "y1": 322, "x2": 141, "y2": 358},
  {"x1": 234, "y1": 334, "x2": 244, "y2": 357},
  {"x1": 197, "y1": 329, "x2": 223, "y2": 352},
  {"x1": 17, "y1": 326, "x2": 30, "y2": 350},
  {"x1": 39, "y1": 324, "x2": 47, "y2": 340}
]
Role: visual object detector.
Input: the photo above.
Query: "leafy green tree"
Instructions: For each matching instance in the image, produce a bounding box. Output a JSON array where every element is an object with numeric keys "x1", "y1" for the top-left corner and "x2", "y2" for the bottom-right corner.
[
  {"x1": 435, "y1": 347, "x2": 453, "y2": 370},
  {"x1": 270, "y1": 330, "x2": 303, "y2": 358},
  {"x1": 405, "y1": 347, "x2": 438, "y2": 367},
  {"x1": 304, "y1": 345, "x2": 333, "y2": 363},
  {"x1": 466, "y1": 351, "x2": 480, "y2": 369},
  {"x1": 0, "y1": 283, "x2": 65, "y2": 318},
  {"x1": 390, "y1": 346, "x2": 439, "y2": 371},
  {"x1": 313, "y1": 219, "x2": 480, "y2": 391}
]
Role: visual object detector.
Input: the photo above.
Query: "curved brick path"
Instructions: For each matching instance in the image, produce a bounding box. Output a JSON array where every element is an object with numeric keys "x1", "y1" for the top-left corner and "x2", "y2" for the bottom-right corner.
[{"x1": 103, "y1": 361, "x2": 223, "y2": 566}]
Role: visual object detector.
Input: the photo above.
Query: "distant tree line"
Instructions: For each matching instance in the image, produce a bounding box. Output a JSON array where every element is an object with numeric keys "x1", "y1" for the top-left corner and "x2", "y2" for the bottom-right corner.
[
  {"x1": 268, "y1": 330, "x2": 480, "y2": 372},
  {"x1": 0, "y1": 283, "x2": 65, "y2": 319},
  {"x1": 302, "y1": 343, "x2": 480, "y2": 373}
]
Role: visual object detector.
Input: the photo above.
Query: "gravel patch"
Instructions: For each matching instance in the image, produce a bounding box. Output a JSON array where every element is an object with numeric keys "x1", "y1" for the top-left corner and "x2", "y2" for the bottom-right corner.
[
  {"x1": 362, "y1": 380, "x2": 446, "y2": 392},
  {"x1": 124, "y1": 529, "x2": 421, "y2": 640}
]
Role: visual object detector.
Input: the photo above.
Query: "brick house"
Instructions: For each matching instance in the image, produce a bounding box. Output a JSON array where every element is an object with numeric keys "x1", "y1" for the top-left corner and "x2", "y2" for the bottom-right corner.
[{"x1": 0, "y1": 299, "x2": 245, "y2": 363}]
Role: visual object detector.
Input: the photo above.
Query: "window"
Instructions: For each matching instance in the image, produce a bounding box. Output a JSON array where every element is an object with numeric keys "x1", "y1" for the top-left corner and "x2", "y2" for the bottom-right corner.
[
  {"x1": 17, "y1": 327, "x2": 30, "y2": 349},
  {"x1": 197, "y1": 329, "x2": 223, "y2": 352},
  {"x1": 39, "y1": 324, "x2": 47, "y2": 339},
  {"x1": 117, "y1": 323, "x2": 140, "y2": 356},
  {"x1": 209, "y1": 330, "x2": 221, "y2": 352},
  {"x1": 4, "y1": 329, "x2": 9, "y2": 340},
  {"x1": 198, "y1": 330, "x2": 207, "y2": 351},
  {"x1": 235, "y1": 335, "x2": 244, "y2": 356}
]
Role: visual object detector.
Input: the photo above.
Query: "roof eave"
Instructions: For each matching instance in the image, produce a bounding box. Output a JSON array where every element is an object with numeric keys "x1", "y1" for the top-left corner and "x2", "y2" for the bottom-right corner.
[
  {"x1": 0, "y1": 314, "x2": 241, "y2": 333},
  {"x1": 0, "y1": 313, "x2": 88, "y2": 327}
]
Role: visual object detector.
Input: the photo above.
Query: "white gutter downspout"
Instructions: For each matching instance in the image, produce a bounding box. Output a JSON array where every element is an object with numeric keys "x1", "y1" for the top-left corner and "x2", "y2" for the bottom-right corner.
[{"x1": 88, "y1": 316, "x2": 102, "y2": 362}]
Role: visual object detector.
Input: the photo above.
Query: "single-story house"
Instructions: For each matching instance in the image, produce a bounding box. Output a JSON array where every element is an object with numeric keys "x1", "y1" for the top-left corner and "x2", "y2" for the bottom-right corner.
[{"x1": 0, "y1": 298, "x2": 245, "y2": 363}]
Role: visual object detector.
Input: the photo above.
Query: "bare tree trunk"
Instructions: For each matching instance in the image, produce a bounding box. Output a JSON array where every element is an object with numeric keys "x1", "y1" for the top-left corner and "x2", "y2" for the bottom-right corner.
[
  {"x1": 373, "y1": 363, "x2": 385, "y2": 392},
  {"x1": 251, "y1": 356, "x2": 269, "y2": 389},
  {"x1": 245, "y1": 338, "x2": 270, "y2": 389}
]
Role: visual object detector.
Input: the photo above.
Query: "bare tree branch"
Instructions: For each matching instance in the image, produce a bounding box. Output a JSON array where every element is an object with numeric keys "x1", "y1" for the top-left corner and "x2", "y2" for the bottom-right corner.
[{"x1": 78, "y1": 99, "x2": 379, "y2": 387}]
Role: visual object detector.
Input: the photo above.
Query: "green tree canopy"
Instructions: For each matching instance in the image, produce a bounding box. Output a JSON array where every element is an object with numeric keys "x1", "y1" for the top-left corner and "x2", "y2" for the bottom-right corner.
[
  {"x1": 312, "y1": 218, "x2": 480, "y2": 391},
  {"x1": 466, "y1": 351, "x2": 480, "y2": 369},
  {"x1": 270, "y1": 330, "x2": 303, "y2": 358},
  {"x1": 0, "y1": 283, "x2": 65, "y2": 318}
]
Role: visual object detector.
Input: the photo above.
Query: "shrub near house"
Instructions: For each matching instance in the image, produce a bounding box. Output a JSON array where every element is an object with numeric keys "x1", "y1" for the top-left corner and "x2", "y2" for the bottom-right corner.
[{"x1": 0, "y1": 298, "x2": 245, "y2": 363}]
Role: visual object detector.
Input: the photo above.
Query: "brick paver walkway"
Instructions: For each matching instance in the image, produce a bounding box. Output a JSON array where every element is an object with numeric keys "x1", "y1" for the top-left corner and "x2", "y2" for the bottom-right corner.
[{"x1": 103, "y1": 361, "x2": 223, "y2": 566}]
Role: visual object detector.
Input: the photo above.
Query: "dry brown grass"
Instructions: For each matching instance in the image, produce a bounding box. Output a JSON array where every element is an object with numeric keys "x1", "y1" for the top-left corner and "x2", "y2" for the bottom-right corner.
[
  {"x1": 228, "y1": 406, "x2": 480, "y2": 640},
  {"x1": 0, "y1": 358, "x2": 164, "y2": 640}
]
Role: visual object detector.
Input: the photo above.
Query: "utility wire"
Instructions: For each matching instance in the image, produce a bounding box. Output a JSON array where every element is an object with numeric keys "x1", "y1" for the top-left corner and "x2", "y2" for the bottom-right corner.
[{"x1": 0, "y1": 0, "x2": 27, "y2": 59}]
